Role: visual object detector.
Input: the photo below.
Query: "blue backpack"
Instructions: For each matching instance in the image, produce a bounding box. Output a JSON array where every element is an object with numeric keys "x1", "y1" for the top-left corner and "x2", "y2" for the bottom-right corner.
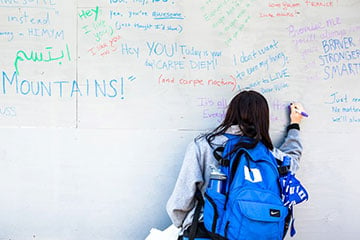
[{"x1": 203, "y1": 134, "x2": 290, "y2": 240}]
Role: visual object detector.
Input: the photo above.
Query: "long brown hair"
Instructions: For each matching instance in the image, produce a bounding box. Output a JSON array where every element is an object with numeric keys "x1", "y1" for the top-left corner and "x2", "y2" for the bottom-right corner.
[{"x1": 205, "y1": 90, "x2": 273, "y2": 150}]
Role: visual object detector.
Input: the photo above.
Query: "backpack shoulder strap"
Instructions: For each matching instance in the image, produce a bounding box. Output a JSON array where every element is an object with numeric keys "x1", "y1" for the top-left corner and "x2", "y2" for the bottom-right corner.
[
  {"x1": 188, "y1": 187, "x2": 204, "y2": 240},
  {"x1": 213, "y1": 134, "x2": 256, "y2": 167},
  {"x1": 213, "y1": 146, "x2": 229, "y2": 167}
]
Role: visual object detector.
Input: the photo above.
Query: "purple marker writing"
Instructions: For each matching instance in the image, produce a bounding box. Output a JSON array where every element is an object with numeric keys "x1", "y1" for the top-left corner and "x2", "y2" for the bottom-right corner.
[
  {"x1": 289, "y1": 104, "x2": 309, "y2": 117},
  {"x1": 294, "y1": 108, "x2": 309, "y2": 117}
]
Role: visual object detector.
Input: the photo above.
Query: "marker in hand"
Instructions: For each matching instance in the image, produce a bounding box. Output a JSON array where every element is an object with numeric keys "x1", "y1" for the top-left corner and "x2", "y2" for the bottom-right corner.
[
  {"x1": 289, "y1": 103, "x2": 309, "y2": 117},
  {"x1": 294, "y1": 108, "x2": 309, "y2": 117}
]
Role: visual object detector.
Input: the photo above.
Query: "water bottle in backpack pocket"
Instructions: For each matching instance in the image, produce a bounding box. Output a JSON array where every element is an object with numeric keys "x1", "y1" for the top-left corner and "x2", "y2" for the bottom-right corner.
[{"x1": 208, "y1": 165, "x2": 227, "y2": 195}]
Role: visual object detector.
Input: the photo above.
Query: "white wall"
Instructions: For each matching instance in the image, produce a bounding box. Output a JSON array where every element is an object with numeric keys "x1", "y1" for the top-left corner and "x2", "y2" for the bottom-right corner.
[{"x1": 1, "y1": 0, "x2": 360, "y2": 239}]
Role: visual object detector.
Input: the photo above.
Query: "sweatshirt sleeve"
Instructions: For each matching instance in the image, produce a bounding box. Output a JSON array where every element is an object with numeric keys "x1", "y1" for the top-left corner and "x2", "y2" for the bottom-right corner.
[
  {"x1": 166, "y1": 139, "x2": 205, "y2": 228},
  {"x1": 273, "y1": 124, "x2": 303, "y2": 172}
]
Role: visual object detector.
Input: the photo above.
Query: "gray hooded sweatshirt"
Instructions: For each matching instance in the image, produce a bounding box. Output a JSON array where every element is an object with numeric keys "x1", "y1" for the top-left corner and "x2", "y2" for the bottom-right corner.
[{"x1": 166, "y1": 125, "x2": 302, "y2": 231}]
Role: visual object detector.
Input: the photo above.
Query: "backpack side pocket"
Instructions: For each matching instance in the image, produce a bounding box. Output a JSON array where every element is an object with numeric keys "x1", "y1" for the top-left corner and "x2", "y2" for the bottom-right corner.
[{"x1": 203, "y1": 189, "x2": 225, "y2": 234}]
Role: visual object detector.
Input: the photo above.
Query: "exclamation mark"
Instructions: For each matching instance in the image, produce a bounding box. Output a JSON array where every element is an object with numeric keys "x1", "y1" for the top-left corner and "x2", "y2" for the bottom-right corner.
[{"x1": 120, "y1": 77, "x2": 124, "y2": 99}]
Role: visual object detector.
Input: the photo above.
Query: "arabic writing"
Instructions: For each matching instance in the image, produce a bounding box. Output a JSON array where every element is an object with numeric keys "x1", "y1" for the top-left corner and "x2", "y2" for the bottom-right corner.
[{"x1": 14, "y1": 44, "x2": 71, "y2": 75}]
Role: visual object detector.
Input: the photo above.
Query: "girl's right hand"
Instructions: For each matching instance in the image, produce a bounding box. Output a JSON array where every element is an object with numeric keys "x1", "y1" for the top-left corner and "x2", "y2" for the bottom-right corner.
[{"x1": 290, "y1": 103, "x2": 305, "y2": 124}]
